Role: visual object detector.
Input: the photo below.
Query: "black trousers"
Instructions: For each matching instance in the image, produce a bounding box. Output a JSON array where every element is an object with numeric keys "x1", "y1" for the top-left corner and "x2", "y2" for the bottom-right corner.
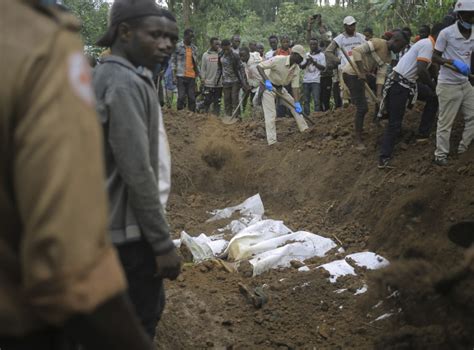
[
  {"x1": 343, "y1": 73, "x2": 369, "y2": 133},
  {"x1": 199, "y1": 86, "x2": 222, "y2": 115},
  {"x1": 177, "y1": 77, "x2": 196, "y2": 111},
  {"x1": 332, "y1": 81, "x2": 342, "y2": 109},
  {"x1": 223, "y1": 82, "x2": 241, "y2": 117},
  {"x1": 380, "y1": 82, "x2": 438, "y2": 160},
  {"x1": 117, "y1": 240, "x2": 165, "y2": 339},
  {"x1": 0, "y1": 330, "x2": 76, "y2": 350},
  {"x1": 320, "y1": 76, "x2": 332, "y2": 111}
]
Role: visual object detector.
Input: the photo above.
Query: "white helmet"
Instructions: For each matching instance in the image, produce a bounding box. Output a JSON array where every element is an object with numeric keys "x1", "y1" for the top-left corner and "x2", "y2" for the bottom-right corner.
[{"x1": 454, "y1": 0, "x2": 474, "y2": 12}]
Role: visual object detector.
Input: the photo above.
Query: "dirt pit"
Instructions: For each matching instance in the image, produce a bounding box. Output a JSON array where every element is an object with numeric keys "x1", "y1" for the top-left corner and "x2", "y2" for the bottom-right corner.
[{"x1": 157, "y1": 107, "x2": 474, "y2": 349}]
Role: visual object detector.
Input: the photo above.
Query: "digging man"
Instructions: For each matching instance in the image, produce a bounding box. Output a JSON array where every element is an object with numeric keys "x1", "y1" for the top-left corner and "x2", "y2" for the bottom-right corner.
[{"x1": 256, "y1": 45, "x2": 309, "y2": 145}]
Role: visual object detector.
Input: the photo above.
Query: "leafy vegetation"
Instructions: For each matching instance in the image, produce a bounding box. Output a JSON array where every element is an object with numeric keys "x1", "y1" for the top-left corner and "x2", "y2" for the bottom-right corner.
[{"x1": 64, "y1": 0, "x2": 453, "y2": 56}]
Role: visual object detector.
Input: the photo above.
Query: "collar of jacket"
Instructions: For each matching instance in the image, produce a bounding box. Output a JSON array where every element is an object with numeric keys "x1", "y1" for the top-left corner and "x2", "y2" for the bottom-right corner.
[
  {"x1": 101, "y1": 55, "x2": 154, "y2": 85},
  {"x1": 178, "y1": 40, "x2": 197, "y2": 51}
]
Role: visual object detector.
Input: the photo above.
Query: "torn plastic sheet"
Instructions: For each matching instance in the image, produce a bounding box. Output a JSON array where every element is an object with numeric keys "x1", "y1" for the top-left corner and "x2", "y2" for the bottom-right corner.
[
  {"x1": 225, "y1": 220, "x2": 293, "y2": 260},
  {"x1": 318, "y1": 259, "x2": 356, "y2": 283},
  {"x1": 346, "y1": 252, "x2": 389, "y2": 270},
  {"x1": 207, "y1": 194, "x2": 264, "y2": 222},
  {"x1": 248, "y1": 231, "x2": 337, "y2": 276},
  {"x1": 180, "y1": 231, "x2": 228, "y2": 262}
]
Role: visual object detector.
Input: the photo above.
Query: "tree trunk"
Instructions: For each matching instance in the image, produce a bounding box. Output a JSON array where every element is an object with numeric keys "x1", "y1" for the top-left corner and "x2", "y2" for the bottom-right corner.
[
  {"x1": 183, "y1": 0, "x2": 191, "y2": 29},
  {"x1": 167, "y1": 0, "x2": 175, "y2": 13}
]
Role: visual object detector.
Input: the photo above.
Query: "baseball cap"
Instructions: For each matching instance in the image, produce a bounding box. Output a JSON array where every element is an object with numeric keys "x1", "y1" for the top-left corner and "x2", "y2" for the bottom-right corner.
[
  {"x1": 343, "y1": 16, "x2": 357, "y2": 25},
  {"x1": 291, "y1": 45, "x2": 306, "y2": 59},
  {"x1": 454, "y1": 0, "x2": 474, "y2": 11},
  {"x1": 96, "y1": 0, "x2": 163, "y2": 47}
]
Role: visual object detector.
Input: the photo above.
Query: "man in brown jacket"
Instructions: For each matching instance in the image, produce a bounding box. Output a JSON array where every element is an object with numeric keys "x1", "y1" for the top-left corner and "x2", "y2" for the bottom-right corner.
[{"x1": 0, "y1": 1, "x2": 154, "y2": 349}]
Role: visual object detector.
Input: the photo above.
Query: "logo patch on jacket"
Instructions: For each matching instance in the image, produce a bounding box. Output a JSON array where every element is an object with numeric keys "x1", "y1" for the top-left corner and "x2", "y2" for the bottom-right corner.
[{"x1": 68, "y1": 52, "x2": 95, "y2": 106}]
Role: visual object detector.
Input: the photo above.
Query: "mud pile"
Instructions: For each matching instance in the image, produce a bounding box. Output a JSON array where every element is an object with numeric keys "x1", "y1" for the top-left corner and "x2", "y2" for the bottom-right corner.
[{"x1": 157, "y1": 106, "x2": 474, "y2": 349}]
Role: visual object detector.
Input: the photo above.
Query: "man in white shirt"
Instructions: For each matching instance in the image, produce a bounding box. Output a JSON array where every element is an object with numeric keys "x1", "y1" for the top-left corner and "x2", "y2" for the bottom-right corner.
[
  {"x1": 325, "y1": 16, "x2": 367, "y2": 107},
  {"x1": 240, "y1": 47, "x2": 263, "y2": 113},
  {"x1": 265, "y1": 35, "x2": 278, "y2": 60},
  {"x1": 378, "y1": 26, "x2": 442, "y2": 169},
  {"x1": 432, "y1": 0, "x2": 474, "y2": 166},
  {"x1": 300, "y1": 38, "x2": 326, "y2": 115}
]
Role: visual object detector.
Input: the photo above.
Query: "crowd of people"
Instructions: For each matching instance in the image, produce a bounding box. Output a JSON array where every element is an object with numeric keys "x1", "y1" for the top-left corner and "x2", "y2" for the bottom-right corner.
[
  {"x1": 152, "y1": 3, "x2": 473, "y2": 168},
  {"x1": 1, "y1": 0, "x2": 473, "y2": 349}
]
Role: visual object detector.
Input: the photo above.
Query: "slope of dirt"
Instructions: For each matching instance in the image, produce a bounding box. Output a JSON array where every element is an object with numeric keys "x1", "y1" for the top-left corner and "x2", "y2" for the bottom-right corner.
[{"x1": 157, "y1": 105, "x2": 474, "y2": 349}]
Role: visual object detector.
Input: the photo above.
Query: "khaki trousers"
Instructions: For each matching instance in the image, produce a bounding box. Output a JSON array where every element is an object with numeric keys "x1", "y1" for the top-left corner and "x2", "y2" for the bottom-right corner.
[
  {"x1": 262, "y1": 88, "x2": 309, "y2": 145},
  {"x1": 435, "y1": 81, "x2": 474, "y2": 159}
]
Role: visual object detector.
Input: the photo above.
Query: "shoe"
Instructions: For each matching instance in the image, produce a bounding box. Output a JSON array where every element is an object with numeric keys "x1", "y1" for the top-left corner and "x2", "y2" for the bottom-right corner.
[
  {"x1": 378, "y1": 157, "x2": 394, "y2": 169},
  {"x1": 434, "y1": 157, "x2": 448, "y2": 166},
  {"x1": 343, "y1": 99, "x2": 350, "y2": 108},
  {"x1": 415, "y1": 134, "x2": 429, "y2": 143}
]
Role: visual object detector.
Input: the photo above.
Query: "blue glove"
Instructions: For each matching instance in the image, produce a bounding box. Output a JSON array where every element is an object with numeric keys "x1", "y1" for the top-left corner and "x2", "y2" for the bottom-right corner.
[
  {"x1": 265, "y1": 79, "x2": 273, "y2": 92},
  {"x1": 294, "y1": 101, "x2": 302, "y2": 114},
  {"x1": 452, "y1": 59, "x2": 470, "y2": 76}
]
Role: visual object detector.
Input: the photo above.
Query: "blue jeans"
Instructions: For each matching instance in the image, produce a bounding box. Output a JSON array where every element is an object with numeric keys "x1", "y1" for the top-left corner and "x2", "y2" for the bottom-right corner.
[{"x1": 303, "y1": 82, "x2": 321, "y2": 116}]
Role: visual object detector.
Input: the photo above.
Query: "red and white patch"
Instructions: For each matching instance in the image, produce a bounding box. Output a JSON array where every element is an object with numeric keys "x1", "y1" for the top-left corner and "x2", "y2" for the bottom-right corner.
[{"x1": 68, "y1": 52, "x2": 95, "y2": 106}]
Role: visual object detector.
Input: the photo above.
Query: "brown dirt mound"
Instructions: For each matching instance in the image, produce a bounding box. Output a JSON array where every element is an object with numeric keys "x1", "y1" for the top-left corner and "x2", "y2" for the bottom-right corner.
[{"x1": 157, "y1": 105, "x2": 474, "y2": 349}]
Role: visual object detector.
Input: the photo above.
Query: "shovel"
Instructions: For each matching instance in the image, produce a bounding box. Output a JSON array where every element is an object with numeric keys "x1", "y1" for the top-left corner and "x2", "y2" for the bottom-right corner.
[
  {"x1": 272, "y1": 89, "x2": 315, "y2": 126},
  {"x1": 221, "y1": 91, "x2": 249, "y2": 125},
  {"x1": 434, "y1": 221, "x2": 474, "y2": 294}
]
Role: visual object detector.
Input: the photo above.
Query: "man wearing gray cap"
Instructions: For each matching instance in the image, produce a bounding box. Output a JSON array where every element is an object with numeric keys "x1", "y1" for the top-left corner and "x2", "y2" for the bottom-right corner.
[
  {"x1": 325, "y1": 16, "x2": 367, "y2": 107},
  {"x1": 93, "y1": 0, "x2": 182, "y2": 339},
  {"x1": 257, "y1": 45, "x2": 309, "y2": 145}
]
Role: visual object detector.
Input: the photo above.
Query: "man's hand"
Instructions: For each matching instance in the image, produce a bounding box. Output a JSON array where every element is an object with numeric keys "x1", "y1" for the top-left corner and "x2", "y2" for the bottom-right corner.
[
  {"x1": 294, "y1": 101, "x2": 303, "y2": 114},
  {"x1": 265, "y1": 79, "x2": 273, "y2": 92},
  {"x1": 155, "y1": 248, "x2": 182, "y2": 280},
  {"x1": 452, "y1": 59, "x2": 470, "y2": 76}
]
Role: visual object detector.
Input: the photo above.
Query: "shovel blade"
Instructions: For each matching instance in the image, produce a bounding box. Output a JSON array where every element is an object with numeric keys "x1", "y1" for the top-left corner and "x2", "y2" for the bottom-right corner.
[{"x1": 221, "y1": 116, "x2": 239, "y2": 125}]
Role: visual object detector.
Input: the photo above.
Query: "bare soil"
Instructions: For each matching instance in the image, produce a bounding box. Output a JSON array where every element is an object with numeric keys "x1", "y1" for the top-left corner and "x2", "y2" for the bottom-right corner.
[{"x1": 156, "y1": 105, "x2": 474, "y2": 349}]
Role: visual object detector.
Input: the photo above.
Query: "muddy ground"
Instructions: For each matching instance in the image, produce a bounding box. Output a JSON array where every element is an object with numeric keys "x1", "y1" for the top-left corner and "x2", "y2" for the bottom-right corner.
[{"x1": 155, "y1": 104, "x2": 474, "y2": 349}]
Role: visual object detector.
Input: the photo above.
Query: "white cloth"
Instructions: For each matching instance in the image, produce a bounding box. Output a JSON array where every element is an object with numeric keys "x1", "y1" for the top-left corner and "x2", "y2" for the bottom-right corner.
[
  {"x1": 333, "y1": 32, "x2": 367, "y2": 67},
  {"x1": 157, "y1": 104, "x2": 171, "y2": 208},
  {"x1": 265, "y1": 49, "x2": 275, "y2": 60},
  {"x1": 243, "y1": 52, "x2": 263, "y2": 90},
  {"x1": 394, "y1": 37, "x2": 435, "y2": 82},
  {"x1": 435, "y1": 22, "x2": 474, "y2": 84},
  {"x1": 303, "y1": 52, "x2": 326, "y2": 83}
]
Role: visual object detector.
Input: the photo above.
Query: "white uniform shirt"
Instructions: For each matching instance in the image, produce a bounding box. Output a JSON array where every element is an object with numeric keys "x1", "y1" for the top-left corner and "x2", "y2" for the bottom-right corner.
[
  {"x1": 303, "y1": 52, "x2": 326, "y2": 83},
  {"x1": 394, "y1": 37, "x2": 435, "y2": 82},
  {"x1": 265, "y1": 49, "x2": 275, "y2": 60},
  {"x1": 333, "y1": 32, "x2": 367, "y2": 67},
  {"x1": 435, "y1": 22, "x2": 474, "y2": 84}
]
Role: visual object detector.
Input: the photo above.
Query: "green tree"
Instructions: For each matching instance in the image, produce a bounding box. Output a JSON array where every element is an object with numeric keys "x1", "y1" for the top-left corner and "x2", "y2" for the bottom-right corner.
[{"x1": 63, "y1": 0, "x2": 109, "y2": 48}]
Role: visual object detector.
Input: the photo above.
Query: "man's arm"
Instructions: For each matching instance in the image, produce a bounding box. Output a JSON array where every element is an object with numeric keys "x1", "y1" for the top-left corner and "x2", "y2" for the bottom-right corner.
[
  {"x1": 433, "y1": 49, "x2": 451, "y2": 66},
  {"x1": 292, "y1": 87, "x2": 300, "y2": 102},
  {"x1": 107, "y1": 86, "x2": 174, "y2": 255},
  {"x1": 200, "y1": 52, "x2": 208, "y2": 82},
  {"x1": 324, "y1": 39, "x2": 341, "y2": 69},
  {"x1": 306, "y1": 16, "x2": 315, "y2": 43},
  {"x1": 417, "y1": 61, "x2": 436, "y2": 91},
  {"x1": 171, "y1": 46, "x2": 178, "y2": 83}
]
